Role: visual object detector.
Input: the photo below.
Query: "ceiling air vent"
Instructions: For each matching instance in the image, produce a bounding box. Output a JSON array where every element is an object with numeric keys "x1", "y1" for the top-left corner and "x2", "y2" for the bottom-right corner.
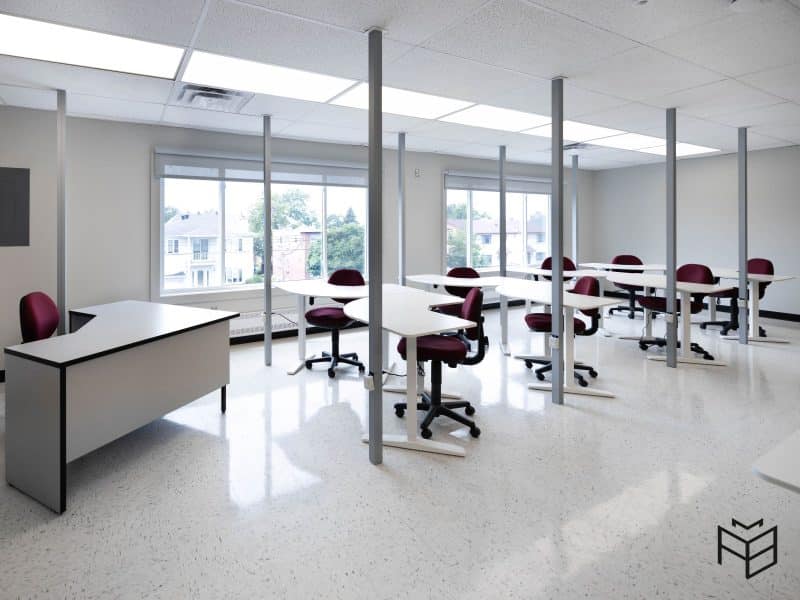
[{"x1": 171, "y1": 83, "x2": 253, "y2": 113}]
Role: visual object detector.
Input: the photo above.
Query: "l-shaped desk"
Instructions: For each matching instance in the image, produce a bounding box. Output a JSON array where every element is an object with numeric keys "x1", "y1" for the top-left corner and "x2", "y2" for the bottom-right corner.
[{"x1": 4, "y1": 301, "x2": 238, "y2": 513}]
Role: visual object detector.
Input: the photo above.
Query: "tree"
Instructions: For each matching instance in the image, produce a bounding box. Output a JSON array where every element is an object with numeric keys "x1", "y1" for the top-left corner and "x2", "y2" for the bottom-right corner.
[
  {"x1": 306, "y1": 207, "x2": 364, "y2": 275},
  {"x1": 446, "y1": 201, "x2": 491, "y2": 268},
  {"x1": 163, "y1": 206, "x2": 178, "y2": 223}
]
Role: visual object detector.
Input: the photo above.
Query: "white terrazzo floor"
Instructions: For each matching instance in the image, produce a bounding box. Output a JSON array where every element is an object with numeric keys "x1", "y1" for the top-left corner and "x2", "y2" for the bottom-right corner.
[{"x1": 1, "y1": 306, "x2": 799, "y2": 599}]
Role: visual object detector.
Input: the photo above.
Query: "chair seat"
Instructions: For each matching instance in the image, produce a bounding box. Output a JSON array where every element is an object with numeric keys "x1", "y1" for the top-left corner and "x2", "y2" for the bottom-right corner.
[
  {"x1": 636, "y1": 296, "x2": 704, "y2": 314},
  {"x1": 397, "y1": 335, "x2": 468, "y2": 363},
  {"x1": 305, "y1": 306, "x2": 352, "y2": 329},
  {"x1": 524, "y1": 312, "x2": 587, "y2": 335},
  {"x1": 435, "y1": 302, "x2": 463, "y2": 317}
]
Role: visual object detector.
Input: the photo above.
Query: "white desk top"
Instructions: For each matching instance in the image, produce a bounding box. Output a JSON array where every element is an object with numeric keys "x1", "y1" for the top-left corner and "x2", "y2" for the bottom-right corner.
[
  {"x1": 495, "y1": 280, "x2": 620, "y2": 311},
  {"x1": 710, "y1": 268, "x2": 795, "y2": 283},
  {"x1": 580, "y1": 262, "x2": 666, "y2": 272},
  {"x1": 406, "y1": 273, "x2": 511, "y2": 288},
  {"x1": 753, "y1": 430, "x2": 800, "y2": 494},
  {"x1": 5, "y1": 301, "x2": 239, "y2": 368},
  {"x1": 274, "y1": 279, "x2": 369, "y2": 299},
  {"x1": 344, "y1": 284, "x2": 475, "y2": 337},
  {"x1": 507, "y1": 266, "x2": 608, "y2": 279},
  {"x1": 605, "y1": 272, "x2": 735, "y2": 295}
]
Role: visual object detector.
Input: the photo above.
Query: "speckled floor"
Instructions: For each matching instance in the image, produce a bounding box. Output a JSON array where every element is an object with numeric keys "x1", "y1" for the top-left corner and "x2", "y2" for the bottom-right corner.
[{"x1": 1, "y1": 307, "x2": 799, "y2": 599}]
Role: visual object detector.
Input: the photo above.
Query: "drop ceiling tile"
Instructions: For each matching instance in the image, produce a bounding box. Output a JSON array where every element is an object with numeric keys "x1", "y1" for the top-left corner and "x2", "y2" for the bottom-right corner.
[
  {"x1": 571, "y1": 46, "x2": 723, "y2": 101},
  {"x1": 740, "y1": 63, "x2": 800, "y2": 104},
  {"x1": 384, "y1": 47, "x2": 536, "y2": 106},
  {"x1": 403, "y1": 136, "x2": 464, "y2": 155},
  {"x1": 407, "y1": 121, "x2": 519, "y2": 145},
  {"x1": 496, "y1": 79, "x2": 629, "y2": 120},
  {"x1": 645, "y1": 79, "x2": 782, "y2": 119},
  {"x1": 237, "y1": 0, "x2": 489, "y2": 45},
  {"x1": 0, "y1": 84, "x2": 56, "y2": 110},
  {"x1": 713, "y1": 101, "x2": 800, "y2": 128},
  {"x1": 651, "y1": 3, "x2": 800, "y2": 77},
  {"x1": 575, "y1": 102, "x2": 666, "y2": 135},
  {"x1": 68, "y1": 94, "x2": 164, "y2": 122},
  {"x1": 750, "y1": 125, "x2": 800, "y2": 145},
  {"x1": 447, "y1": 143, "x2": 506, "y2": 161},
  {"x1": 640, "y1": 115, "x2": 739, "y2": 151},
  {"x1": 528, "y1": 0, "x2": 733, "y2": 43},
  {"x1": 279, "y1": 121, "x2": 368, "y2": 146},
  {"x1": 295, "y1": 103, "x2": 432, "y2": 135},
  {"x1": 162, "y1": 105, "x2": 269, "y2": 135},
  {"x1": 195, "y1": 1, "x2": 412, "y2": 82},
  {"x1": 238, "y1": 94, "x2": 319, "y2": 121},
  {"x1": 506, "y1": 149, "x2": 550, "y2": 166},
  {"x1": 423, "y1": 0, "x2": 637, "y2": 79},
  {"x1": 0, "y1": 0, "x2": 204, "y2": 46}
]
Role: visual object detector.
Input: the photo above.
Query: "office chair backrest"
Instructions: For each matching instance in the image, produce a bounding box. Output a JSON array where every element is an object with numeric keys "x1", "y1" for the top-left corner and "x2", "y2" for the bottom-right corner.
[
  {"x1": 677, "y1": 263, "x2": 714, "y2": 302},
  {"x1": 445, "y1": 266, "x2": 480, "y2": 298},
  {"x1": 328, "y1": 268, "x2": 365, "y2": 304},
  {"x1": 20, "y1": 291, "x2": 59, "y2": 343},
  {"x1": 539, "y1": 256, "x2": 576, "y2": 281},
  {"x1": 611, "y1": 254, "x2": 643, "y2": 274},
  {"x1": 459, "y1": 288, "x2": 488, "y2": 366},
  {"x1": 748, "y1": 258, "x2": 774, "y2": 299}
]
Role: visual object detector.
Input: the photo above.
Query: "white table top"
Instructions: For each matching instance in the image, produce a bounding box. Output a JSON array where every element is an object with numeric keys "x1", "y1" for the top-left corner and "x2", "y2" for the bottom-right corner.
[
  {"x1": 507, "y1": 266, "x2": 609, "y2": 279},
  {"x1": 344, "y1": 284, "x2": 475, "y2": 337},
  {"x1": 580, "y1": 262, "x2": 666, "y2": 272},
  {"x1": 753, "y1": 430, "x2": 800, "y2": 494},
  {"x1": 606, "y1": 272, "x2": 735, "y2": 295},
  {"x1": 495, "y1": 280, "x2": 620, "y2": 311},
  {"x1": 274, "y1": 279, "x2": 370, "y2": 299},
  {"x1": 406, "y1": 273, "x2": 511, "y2": 288},
  {"x1": 710, "y1": 268, "x2": 795, "y2": 283},
  {"x1": 5, "y1": 301, "x2": 239, "y2": 368}
]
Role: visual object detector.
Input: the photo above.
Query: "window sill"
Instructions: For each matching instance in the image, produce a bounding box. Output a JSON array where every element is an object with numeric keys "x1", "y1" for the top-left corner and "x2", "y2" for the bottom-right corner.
[{"x1": 158, "y1": 284, "x2": 294, "y2": 306}]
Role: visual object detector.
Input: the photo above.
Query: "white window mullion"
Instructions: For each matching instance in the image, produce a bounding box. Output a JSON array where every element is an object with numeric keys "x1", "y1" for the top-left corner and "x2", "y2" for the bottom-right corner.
[
  {"x1": 466, "y1": 190, "x2": 473, "y2": 268},
  {"x1": 219, "y1": 180, "x2": 226, "y2": 288},
  {"x1": 321, "y1": 185, "x2": 329, "y2": 279}
]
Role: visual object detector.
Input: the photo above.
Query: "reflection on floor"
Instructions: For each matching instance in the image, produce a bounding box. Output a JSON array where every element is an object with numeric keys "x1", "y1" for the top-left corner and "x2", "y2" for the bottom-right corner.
[{"x1": 1, "y1": 307, "x2": 799, "y2": 599}]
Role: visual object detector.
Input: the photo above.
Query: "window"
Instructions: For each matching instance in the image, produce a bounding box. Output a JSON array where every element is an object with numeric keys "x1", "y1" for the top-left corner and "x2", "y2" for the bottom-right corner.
[
  {"x1": 156, "y1": 151, "x2": 368, "y2": 294},
  {"x1": 444, "y1": 172, "x2": 551, "y2": 269}
]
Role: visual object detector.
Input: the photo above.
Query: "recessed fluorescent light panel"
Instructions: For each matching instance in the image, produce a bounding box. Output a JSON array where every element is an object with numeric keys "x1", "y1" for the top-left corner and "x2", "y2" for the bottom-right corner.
[
  {"x1": 522, "y1": 121, "x2": 626, "y2": 142},
  {"x1": 440, "y1": 104, "x2": 550, "y2": 132},
  {"x1": 183, "y1": 51, "x2": 357, "y2": 103},
  {"x1": 639, "y1": 143, "x2": 719, "y2": 157},
  {"x1": 588, "y1": 132, "x2": 667, "y2": 150},
  {"x1": 331, "y1": 83, "x2": 474, "y2": 119},
  {"x1": 0, "y1": 14, "x2": 184, "y2": 78}
]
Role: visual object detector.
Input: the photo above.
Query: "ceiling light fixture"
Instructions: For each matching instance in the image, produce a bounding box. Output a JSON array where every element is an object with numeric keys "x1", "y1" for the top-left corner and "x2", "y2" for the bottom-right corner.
[
  {"x1": 439, "y1": 104, "x2": 550, "y2": 132},
  {"x1": 0, "y1": 14, "x2": 184, "y2": 79},
  {"x1": 638, "y1": 143, "x2": 719, "y2": 157},
  {"x1": 588, "y1": 132, "x2": 667, "y2": 151},
  {"x1": 522, "y1": 121, "x2": 626, "y2": 142},
  {"x1": 183, "y1": 51, "x2": 357, "y2": 103},
  {"x1": 330, "y1": 83, "x2": 474, "y2": 119}
]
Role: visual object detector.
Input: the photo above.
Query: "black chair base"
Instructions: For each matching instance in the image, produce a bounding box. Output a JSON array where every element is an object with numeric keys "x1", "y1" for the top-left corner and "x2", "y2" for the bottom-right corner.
[
  {"x1": 608, "y1": 305, "x2": 644, "y2": 319},
  {"x1": 305, "y1": 329, "x2": 365, "y2": 378},
  {"x1": 637, "y1": 338, "x2": 715, "y2": 361},
  {"x1": 525, "y1": 360, "x2": 597, "y2": 388},
  {"x1": 393, "y1": 361, "x2": 480, "y2": 439}
]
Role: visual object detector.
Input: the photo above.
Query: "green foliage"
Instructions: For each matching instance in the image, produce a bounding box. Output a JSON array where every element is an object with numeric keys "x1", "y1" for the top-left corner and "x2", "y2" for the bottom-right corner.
[
  {"x1": 163, "y1": 206, "x2": 179, "y2": 223},
  {"x1": 446, "y1": 201, "x2": 491, "y2": 268}
]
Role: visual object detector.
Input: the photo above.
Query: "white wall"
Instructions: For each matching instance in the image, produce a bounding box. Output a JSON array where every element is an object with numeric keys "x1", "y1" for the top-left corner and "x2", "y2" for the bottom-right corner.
[
  {"x1": 0, "y1": 105, "x2": 594, "y2": 369},
  {"x1": 588, "y1": 145, "x2": 800, "y2": 314}
]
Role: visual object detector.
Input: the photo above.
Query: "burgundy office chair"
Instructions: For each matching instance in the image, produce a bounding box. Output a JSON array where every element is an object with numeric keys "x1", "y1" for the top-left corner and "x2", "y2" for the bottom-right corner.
[
  {"x1": 522, "y1": 276, "x2": 600, "y2": 388},
  {"x1": 436, "y1": 266, "x2": 481, "y2": 317},
  {"x1": 701, "y1": 258, "x2": 773, "y2": 337},
  {"x1": 607, "y1": 254, "x2": 645, "y2": 319},
  {"x1": 394, "y1": 288, "x2": 486, "y2": 440},
  {"x1": 305, "y1": 269, "x2": 366, "y2": 378},
  {"x1": 636, "y1": 263, "x2": 715, "y2": 360},
  {"x1": 535, "y1": 256, "x2": 577, "y2": 281},
  {"x1": 19, "y1": 291, "x2": 59, "y2": 343}
]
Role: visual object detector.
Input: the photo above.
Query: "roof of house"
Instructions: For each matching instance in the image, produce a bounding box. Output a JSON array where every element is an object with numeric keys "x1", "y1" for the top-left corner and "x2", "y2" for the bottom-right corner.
[
  {"x1": 447, "y1": 213, "x2": 546, "y2": 235},
  {"x1": 165, "y1": 211, "x2": 252, "y2": 237}
]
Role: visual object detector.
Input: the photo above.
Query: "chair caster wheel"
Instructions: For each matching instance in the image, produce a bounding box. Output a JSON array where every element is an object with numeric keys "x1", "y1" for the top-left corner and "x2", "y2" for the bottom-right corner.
[
  {"x1": 628, "y1": 313, "x2": 635, "y2": 320},
  {"x1": 536, "y1": 372, "x2": 545, "y2": 381},
  {"x1": 589, "y1": 369, "x2": 598, "y2": 378},
  {"x1": 465, "y1": 405, "x2": 475, "y2": 416},
  {"x1": 639, "y1": 342, "x2": 648, "y2": 351},
  {"x1": 305, "y1": 360, "x2": 312, "y2": 369},
  {"x1": 470, "y1": 427, "x2": 481, "y2": 438},
  {"x1": 352, "y1": 353, "x2": 359, "y2": 360},
  {"x1": 577, "y1": 377, "x2": 588, "y2": 387},
  {"x1": 327, "y1": 368, "x2": 336, "y2": 378},
  {"x1": 358, "y1": 365, "x2": 365, "y2": 373},
  {"x1": 699, "y1": 323, "x2": 707, "y2": 329},
  {"x1": 420, "y1": 428, "x2": 432, "y2": 439},
  {"x1": 394, "y1": 407, "x2": 405, "y2": 418},
  {"x1": 704, "y1": 354, "x2": 714, "y2": 361},
  {"x1": 524, "y1": 360, "x2": 533, "y2": 369}
]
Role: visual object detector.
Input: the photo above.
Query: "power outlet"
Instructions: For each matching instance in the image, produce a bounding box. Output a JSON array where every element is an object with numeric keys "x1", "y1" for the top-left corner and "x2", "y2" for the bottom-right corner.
[{"x1": 414, "y1": 168, "x2": 420, "y2": 178}]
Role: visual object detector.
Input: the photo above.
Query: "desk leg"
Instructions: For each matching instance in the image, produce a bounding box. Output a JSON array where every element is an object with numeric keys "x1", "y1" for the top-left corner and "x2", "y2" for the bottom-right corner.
[
  {"x1": 221, "y1": 385, "x2": 226, "y2": 414},
  {"x1": 288, "y1": 295, "x2": 314, "y2": 375},
  {"x1": 619, "y1": 286, "x2": 656, "y2": 342},
  {"x1": 529, "y1": 307, "x2": 615, "y2": 398},
  {"x1": 500, "y1": 294, "x2": 510, "y2": 355},
  {"x1": 724, "y1": 281, "x2": 789, "y2": 344},
  {"x1": 362, "y1": 335, "x2": 465, "y2": 456},
  {"x1": 598, "y1": 277, "x2": 613, "y2": 337},
  {"x1": 650, "y1": 292, "x2": 726, "y2": 365}
]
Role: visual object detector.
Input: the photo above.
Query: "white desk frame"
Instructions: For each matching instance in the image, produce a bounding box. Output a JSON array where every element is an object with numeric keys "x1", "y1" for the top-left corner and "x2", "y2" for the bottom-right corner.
[{"x1": 345, "y1": 284, "x2": 475, "y2": 457}]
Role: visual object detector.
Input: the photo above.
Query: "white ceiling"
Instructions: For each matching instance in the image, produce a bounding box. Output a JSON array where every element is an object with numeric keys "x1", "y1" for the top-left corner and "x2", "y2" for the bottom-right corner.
[{"x1": 0, "y1": 0, "x2": 799, "y2": 170}]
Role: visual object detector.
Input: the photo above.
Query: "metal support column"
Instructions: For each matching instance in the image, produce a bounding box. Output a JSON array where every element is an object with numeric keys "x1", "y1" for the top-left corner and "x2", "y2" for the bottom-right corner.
[
  {"x1": 550, "y1": 78, "x2": 565, "y2": 405},
  {"x1": 665, "y1": 108, "x2": 678, "y2": 367},
  {"x1": 263, "y1": 115, "x2": 273, "y2": 365},
  {"x1": 398, "y1": 132, "x2": 406, "y2": 285},
  {"x1": 571, "y1": 154, "x2": 579, "y2": 262},
  {"x1": 737, "y1": 127, "x2": 749, "y2": 344},
  {"x1": 499, "y1": 145, "x2": 507, "y2": 277},
  {"x1": 367, "y1": 28, "x2": 384, "y2": 465},
  {"x1": 56, "y1": 90, "x2": 67, "y2": 334}
]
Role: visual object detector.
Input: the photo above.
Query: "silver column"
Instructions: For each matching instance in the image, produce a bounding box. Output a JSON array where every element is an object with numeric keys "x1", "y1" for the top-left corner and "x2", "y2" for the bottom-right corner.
[
  {"x1": 263, "y1": 115, "x2": 273, "y2": 365},
  {"x1": 550, "y1": 78, "x2": 564, "y2": 405},
  {"x1": 738, "y1": 127, "x2": 749, "y2": 344},
  {"x1": 665, "y1": 108, "x2": 678, "y2": 367},
  {"x1": 367, "y1": 28, "x2": 383, "y2": 465},
  {"x1": 56, "y1": 90, "x2": 67, "y2": 334},
  {"x1": 571, "y1": 154, "x2": 579, "y2": 262},
  {"x1": 398, "y1": 132, "x2": 406, "y2": 285},
  {"x1": 499, "y1": 145, "x2": 507, "y2": 277}
]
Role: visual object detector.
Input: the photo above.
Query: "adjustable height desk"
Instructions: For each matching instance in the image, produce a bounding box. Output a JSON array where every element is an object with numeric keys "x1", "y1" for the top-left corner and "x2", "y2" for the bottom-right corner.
[{"x1": 4, "y1": 301, "x2": 238, "y2": 513}]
